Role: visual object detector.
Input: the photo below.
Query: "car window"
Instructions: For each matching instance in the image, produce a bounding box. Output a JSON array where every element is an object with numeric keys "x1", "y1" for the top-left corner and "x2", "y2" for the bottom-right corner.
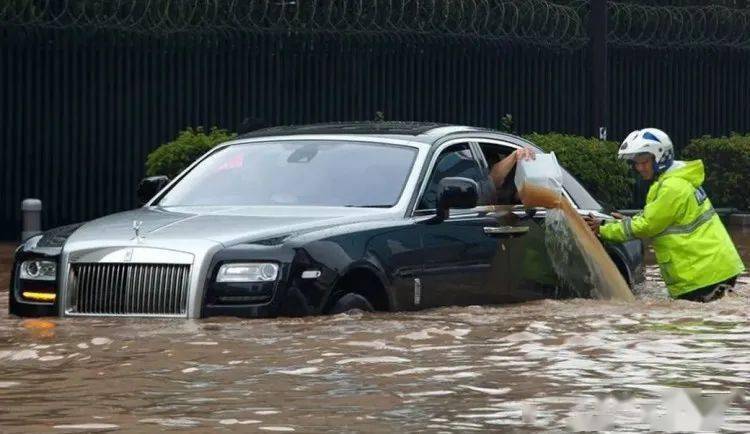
[
  {"x1": 476, "y1": 140, "x2": 603, "y2": 210},
  {"x1": 417, "y1": 143, "x2": 487, "y2": 210},
  {"x1": 559, "y1": 170, "x2": 602, "y2": 210},
  {"x1": 478, "y1": 142, "x2": 520, "y2": 205}
]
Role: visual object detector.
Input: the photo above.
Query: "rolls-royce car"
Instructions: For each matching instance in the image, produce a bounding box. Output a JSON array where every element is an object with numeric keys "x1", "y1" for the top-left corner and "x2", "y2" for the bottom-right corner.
[{"x1": 9, "y1": 122, "x2": 644, "y2": 319}]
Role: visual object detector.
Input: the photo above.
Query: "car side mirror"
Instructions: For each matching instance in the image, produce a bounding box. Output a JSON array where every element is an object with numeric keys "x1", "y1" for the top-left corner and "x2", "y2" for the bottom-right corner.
[
  {"x1": 429, "y1": 177, "x2": 479, "y2": 224},
  {"x1": 137, "y1": 175, "x2": 170, "y2": 205}
]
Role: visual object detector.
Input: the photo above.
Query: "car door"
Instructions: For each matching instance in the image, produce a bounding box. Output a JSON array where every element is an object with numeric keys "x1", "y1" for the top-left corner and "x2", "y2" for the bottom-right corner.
[
  {"x1": 412, "y1": 141, "x2": 527, "y2": 308},
  {"x1": 475, "y1": 139, "x2": 591, "y2": 300}
]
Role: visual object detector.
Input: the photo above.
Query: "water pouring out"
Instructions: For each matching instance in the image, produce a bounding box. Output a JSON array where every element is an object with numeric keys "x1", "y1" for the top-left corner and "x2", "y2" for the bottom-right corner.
[{"x1": 516, "y1": 155, "x2": 634, "y2": 302}]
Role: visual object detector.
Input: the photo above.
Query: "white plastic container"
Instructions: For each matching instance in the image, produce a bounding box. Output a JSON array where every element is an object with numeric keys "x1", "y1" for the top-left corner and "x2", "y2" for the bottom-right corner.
[{"x1": 514, "y1": 151, "x2": 563, "y2": 193}]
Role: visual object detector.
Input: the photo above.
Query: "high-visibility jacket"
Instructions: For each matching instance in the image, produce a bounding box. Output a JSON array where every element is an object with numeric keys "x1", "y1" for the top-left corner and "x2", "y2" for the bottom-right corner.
[{"x1": 600, "y1": 160, "x2": 745, "y2": 298}]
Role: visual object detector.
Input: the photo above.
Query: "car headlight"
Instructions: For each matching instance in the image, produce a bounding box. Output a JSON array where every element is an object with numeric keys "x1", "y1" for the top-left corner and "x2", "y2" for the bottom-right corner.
[
  {"x1": 20, "y1": 259, "x2": 57, "y2": 281},
  {"x1": 216, "y1": 263, "x2": 279, "y2": 283}
]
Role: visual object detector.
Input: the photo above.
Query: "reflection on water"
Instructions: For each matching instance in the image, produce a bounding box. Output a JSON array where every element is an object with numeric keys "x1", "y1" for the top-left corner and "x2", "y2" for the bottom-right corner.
[{"x1": 0, "y1": 230, "x2": 748, "y2": 432}]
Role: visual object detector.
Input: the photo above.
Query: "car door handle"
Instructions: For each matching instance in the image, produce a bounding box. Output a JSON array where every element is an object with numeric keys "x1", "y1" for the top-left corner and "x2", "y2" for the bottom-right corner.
[{"x1": 483, "y1": 226, "x2": 529, "y2": 237}]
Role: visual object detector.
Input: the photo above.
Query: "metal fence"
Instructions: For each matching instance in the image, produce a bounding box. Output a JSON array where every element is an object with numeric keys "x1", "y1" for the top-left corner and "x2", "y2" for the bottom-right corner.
[{"x1": 2, "y1": 0, "x2": 750, "y2": 240}]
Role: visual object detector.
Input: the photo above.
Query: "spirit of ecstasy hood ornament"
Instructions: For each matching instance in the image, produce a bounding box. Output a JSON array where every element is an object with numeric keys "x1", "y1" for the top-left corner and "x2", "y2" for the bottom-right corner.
[{"x1": 132, "y1": 220, "x2": 144, "y2": 242}]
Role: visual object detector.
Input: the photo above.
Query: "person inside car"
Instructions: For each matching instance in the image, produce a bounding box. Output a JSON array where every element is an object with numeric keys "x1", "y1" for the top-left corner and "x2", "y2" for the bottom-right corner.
[{"x1": 487, "y1": 148, "x2": 536, "y2": 204}]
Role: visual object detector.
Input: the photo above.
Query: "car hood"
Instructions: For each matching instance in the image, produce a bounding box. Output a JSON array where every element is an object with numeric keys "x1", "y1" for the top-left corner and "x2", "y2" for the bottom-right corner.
[{"x1": 65, "y1": 205, "x2": 394, "y2": 247}]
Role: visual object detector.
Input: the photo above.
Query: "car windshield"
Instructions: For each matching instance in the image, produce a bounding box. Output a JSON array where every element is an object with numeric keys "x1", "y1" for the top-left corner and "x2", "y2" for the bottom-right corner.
[{"x1": 157, "y1": 140, "x2": 418, "y2": 207}]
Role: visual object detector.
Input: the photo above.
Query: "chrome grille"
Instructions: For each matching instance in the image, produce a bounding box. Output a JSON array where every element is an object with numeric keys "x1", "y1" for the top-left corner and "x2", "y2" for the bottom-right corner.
[{"x1": 68, "y1": 263, "x2": 190, "y2": 316}]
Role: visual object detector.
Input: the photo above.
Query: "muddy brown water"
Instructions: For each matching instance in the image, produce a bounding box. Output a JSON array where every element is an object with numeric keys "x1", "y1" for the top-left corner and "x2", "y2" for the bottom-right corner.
[
  {"x1": 1, "y1": 232, "x2": 749, "y2": 432},
  {"x1": 519, "y1": 183, "x2": 633, "y2": 302}
]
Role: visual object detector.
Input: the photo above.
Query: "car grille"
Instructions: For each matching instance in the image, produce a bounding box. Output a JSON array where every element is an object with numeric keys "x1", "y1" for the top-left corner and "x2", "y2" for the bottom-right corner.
[{"x1": 67, "y1": 263, "x2": 190, "y2": 317}]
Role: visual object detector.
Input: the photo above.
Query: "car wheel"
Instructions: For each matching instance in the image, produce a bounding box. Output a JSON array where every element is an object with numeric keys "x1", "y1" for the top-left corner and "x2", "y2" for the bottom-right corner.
[{"x1": 329, "y1": 293, "x2": 375, "y2": 315}]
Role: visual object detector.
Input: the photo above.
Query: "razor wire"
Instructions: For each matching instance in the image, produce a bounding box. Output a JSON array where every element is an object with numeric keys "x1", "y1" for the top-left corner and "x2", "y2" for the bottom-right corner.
[
  {"x1": 2, "y1": 1, "x2": 750, "y2": 50},
  {"x1": 0, "y1": 0, "x2": 588, "y2": 49},
  {"x1": 608, "y1": 1, "x2": 750, "y2": 50}
]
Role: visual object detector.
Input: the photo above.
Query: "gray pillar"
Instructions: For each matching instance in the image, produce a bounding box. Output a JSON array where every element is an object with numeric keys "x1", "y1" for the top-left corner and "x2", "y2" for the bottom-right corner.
[{"x1": 21, "y1": 198, "x2": 42, "y2": 241}]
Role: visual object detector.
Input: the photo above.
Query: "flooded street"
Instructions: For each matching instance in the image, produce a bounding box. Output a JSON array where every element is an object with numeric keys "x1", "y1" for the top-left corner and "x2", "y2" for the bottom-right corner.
[{"x1": 1, "y1": 230, "x2": 749, "y2": 432}]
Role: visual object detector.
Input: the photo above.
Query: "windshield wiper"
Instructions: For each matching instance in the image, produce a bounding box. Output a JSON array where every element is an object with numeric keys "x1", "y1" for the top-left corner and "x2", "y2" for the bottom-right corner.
[{"x1": 344, "y1": 204, "x2": 392, "y2": 208}]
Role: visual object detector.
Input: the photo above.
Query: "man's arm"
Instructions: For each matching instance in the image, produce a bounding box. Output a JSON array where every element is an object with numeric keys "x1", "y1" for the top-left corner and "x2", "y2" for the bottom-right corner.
[
  {"x1": 597, "y1": 178, "x2": 689, "y2": 242},
  {"x1": 489, "y1": 148, "x2": 535, "y2": 189}
]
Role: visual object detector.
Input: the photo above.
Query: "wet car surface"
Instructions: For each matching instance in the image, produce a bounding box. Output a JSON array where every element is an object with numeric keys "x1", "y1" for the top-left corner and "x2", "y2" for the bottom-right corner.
[
  {"x1": 1, "y1": 229, "x2": 748, "y2": 432},
  {"x1": 8, "y1": 123, "x2": 644, "y2": 319}
]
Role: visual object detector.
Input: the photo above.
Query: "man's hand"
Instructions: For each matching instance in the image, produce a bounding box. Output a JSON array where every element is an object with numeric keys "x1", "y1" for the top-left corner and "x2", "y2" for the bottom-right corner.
[
  {"x1": 610, "y1": 212, "x2": 624, "y2": 220},
  {"x1": 584, "y1": 212, "x2": 602, "y2": 235},
  {"x1": 514, "y1": 148, "x2": 535, "y2": 162},
  {"x1": 490, "y1": 148, "x2": 536, "y2": 189}
]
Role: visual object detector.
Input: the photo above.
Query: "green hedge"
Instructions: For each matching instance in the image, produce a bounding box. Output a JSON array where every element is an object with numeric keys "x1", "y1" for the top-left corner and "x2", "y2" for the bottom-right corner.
[
  {"x1": 683, "y1": 133, "x2": 750, "y2": 210},
  {"x1": 145, "y1": 127, "x2": 236, "y2": 178},
  {"x1": 524, "y1": 133, "x2": 634, "y2": 209}
]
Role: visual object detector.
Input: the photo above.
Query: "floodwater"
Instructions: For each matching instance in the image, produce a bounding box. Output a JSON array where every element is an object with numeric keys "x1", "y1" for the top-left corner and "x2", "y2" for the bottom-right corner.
[{"x1": 0, "y1": 230, "x2": 749, "y2": 433}]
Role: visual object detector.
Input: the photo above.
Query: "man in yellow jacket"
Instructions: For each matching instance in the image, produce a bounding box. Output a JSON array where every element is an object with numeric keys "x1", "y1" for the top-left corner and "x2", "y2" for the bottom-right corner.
[{"x1": 586, "y1": 128, "x2": 745, "y2": 302}]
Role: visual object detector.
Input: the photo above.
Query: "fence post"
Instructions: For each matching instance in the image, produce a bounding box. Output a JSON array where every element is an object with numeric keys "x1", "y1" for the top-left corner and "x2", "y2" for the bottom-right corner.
[
  {"x1": 21, "y1": 199, "x2": 42, "y2": 241},
  {"x1": 589, "y1": 0, "x2": 608, "y2": 140}
]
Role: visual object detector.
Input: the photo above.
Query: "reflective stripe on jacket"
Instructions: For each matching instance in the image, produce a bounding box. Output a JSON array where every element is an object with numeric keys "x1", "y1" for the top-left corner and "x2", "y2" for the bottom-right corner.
[{"x1": 599, "y1": 160, "x2": 745, "y2": 298}]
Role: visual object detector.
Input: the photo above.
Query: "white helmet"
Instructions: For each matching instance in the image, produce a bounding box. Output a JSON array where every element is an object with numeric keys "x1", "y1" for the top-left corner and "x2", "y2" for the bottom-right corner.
[{"x1": 618, "y1": 128, "x2": 674, "y2": 173}]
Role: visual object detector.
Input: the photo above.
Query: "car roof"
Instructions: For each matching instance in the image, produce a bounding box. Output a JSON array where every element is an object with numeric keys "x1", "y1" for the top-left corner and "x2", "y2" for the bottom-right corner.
[{"x1": 236, "y1": 121, "x2": 503, "y2": 144}]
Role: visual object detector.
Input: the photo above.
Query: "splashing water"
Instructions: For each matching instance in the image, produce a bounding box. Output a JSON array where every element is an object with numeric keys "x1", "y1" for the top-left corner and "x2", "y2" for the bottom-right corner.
[
  {"x1": 545, "y1": 208, "x2": 594, "y2": 297},
  {"x1": 519, "y1": 183, "x2": 634, "y2": 301}
]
